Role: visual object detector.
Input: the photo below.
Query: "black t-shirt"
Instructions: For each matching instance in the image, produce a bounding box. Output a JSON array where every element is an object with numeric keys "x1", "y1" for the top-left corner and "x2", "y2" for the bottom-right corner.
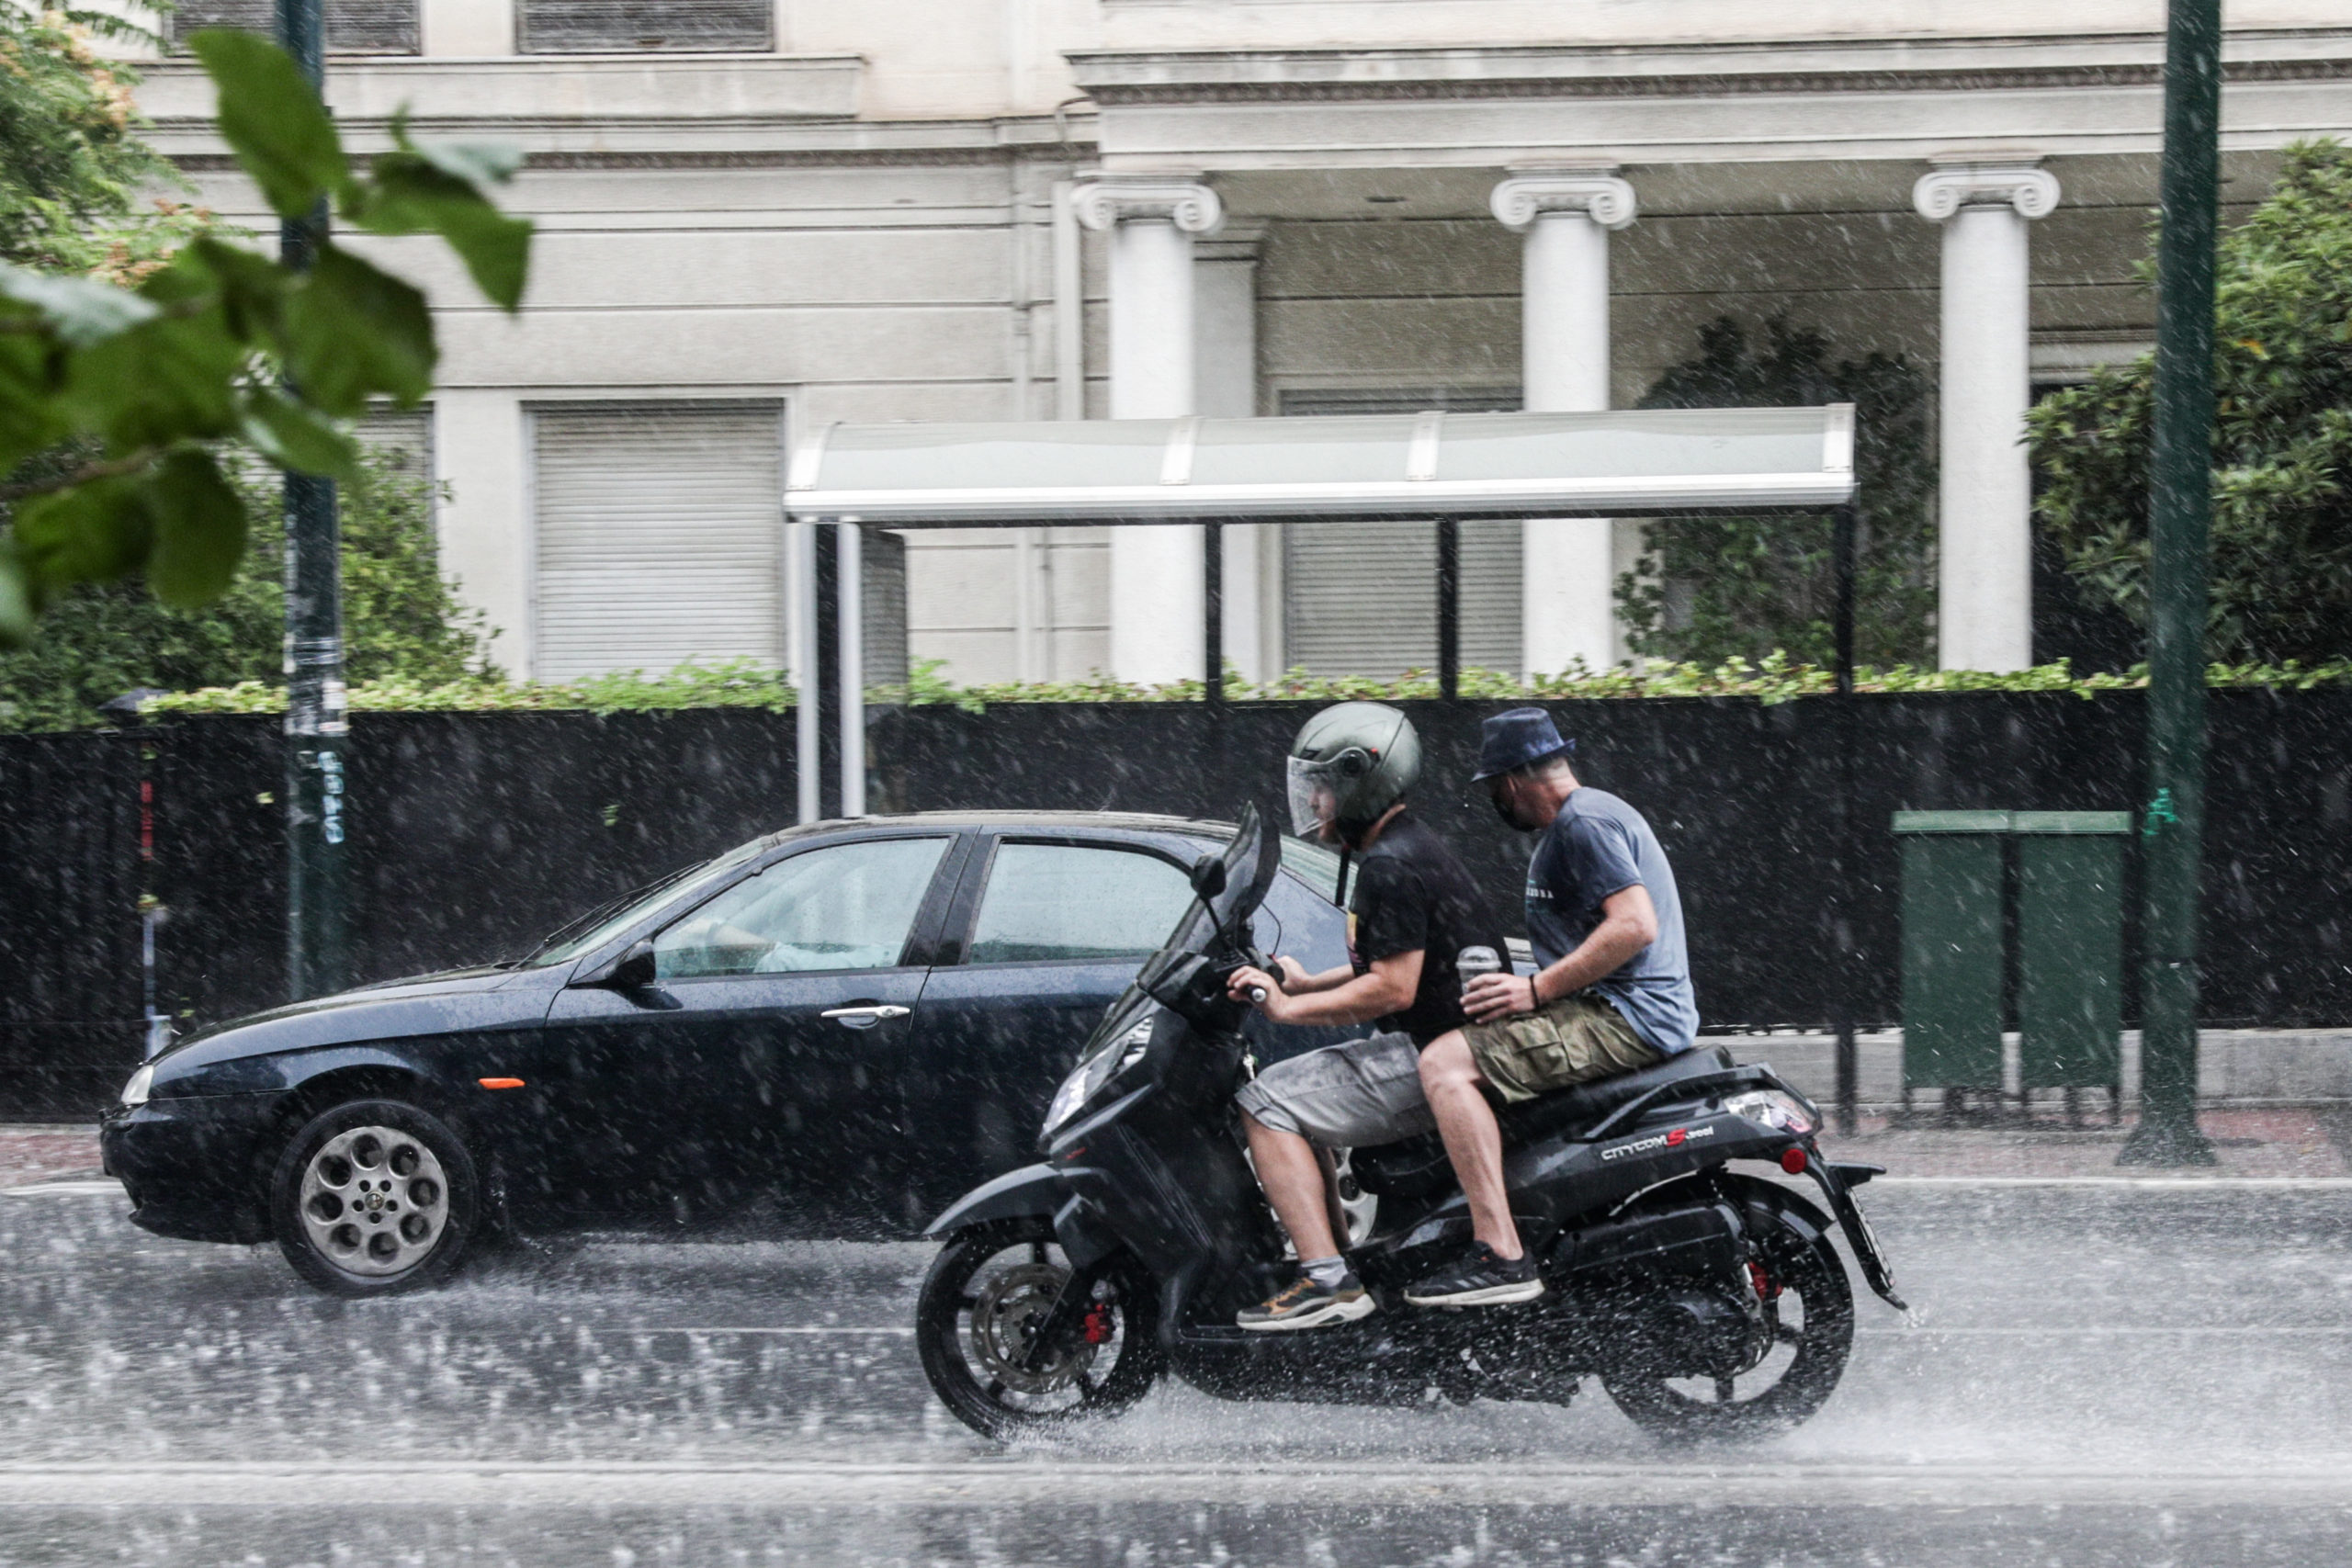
[{"x1": 1346, "y1": 813, "x2": 1510, "y2": 1046}]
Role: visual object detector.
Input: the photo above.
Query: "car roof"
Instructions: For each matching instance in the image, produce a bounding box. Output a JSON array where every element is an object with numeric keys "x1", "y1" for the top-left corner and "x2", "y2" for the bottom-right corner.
[{"x1": 768, "y1": 809, "x2": 1241, "y2": 844}]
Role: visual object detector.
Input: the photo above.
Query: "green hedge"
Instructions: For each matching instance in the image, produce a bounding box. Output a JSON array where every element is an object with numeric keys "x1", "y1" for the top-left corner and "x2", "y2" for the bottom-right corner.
[{"x1": 129, "y1": 652, "x2": 2352, "y2": 720}]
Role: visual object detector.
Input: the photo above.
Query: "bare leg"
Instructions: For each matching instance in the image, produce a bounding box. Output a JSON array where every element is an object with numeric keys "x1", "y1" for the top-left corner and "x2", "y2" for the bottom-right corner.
[
  {"x1": 1243, "y1": 1111, "x2": 1339, "y2": 1263},
  {"x1": 1418, "y1": 1031, "x2": 1523, "y2": 1259}
]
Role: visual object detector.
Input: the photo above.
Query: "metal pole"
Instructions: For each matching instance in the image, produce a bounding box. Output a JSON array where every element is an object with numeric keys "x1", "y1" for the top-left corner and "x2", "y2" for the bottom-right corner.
[
  {"x1": 1832, "y1": 502, "x2": 1859, "y2": 1132},
  {"x1": 1203, "y1": 521, "x2": 1224, "y2": 705},
  {"x1": 1436, "y1": 516, "x2": 1460, "y2": 702},
  {"x1": 837, "y1": 522, "x2": 865, "y2": 816},
  {"x1": 277, "y1": 0, "x2": 346, "y2": 1001},
  {"x1": 2120, "y1": 0, "x2": 2222, "y2": 1166},
  {"x1": 790, "y1": 520, "x2": 820, "y2": 825}
]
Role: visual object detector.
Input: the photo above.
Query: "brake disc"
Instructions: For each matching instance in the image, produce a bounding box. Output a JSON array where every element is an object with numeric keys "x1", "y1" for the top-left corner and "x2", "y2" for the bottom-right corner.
[{"x1": 967, "y1": 1261, "x2": 1099, "y2": 1395}]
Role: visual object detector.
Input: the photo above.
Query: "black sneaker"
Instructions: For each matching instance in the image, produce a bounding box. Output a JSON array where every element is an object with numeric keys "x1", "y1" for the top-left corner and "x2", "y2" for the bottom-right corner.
[
  {"x1": 1403, "y1": 1243, "x2": 1545, "y2": 1307},
  {"x1": 1236, "y1": 1271, "x2": 1376, "y2": 1332}
]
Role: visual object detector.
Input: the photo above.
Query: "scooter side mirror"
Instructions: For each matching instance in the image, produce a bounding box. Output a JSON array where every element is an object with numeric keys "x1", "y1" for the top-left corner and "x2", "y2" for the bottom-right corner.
[{"x1": 1189, "y1": 855, "x2": 1227, "y2": 900}]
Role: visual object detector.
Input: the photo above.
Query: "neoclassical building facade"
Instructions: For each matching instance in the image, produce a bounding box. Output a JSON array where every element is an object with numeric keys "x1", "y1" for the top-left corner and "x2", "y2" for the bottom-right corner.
[{"x1": 124, "y1": 1, "x2": 2352, "y2": 682}]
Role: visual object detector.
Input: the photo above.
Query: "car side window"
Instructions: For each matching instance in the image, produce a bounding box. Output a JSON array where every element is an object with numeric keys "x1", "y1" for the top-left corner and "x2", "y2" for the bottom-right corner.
[
  {"x1": 967, "y1": 842, "x2": 1197, "y2": 964},
  {"x1": 654, "y1": 837, "x2": 949, "y2": 979}
]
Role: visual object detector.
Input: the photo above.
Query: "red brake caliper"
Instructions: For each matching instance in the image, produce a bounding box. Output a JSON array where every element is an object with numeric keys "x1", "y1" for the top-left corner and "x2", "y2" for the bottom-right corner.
[
  {"x1": 1747, "y1": 1261, "x2": 1781, "y2": 1302},
  {"x1": 1081, "y1": 1303, "x2": 1114, "y2": 1345}
]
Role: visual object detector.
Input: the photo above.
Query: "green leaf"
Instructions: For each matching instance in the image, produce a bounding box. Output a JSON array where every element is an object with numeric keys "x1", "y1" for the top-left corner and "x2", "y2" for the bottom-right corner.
[
  {"x1": 239, "y1": 389, "x2": 362, "y2": 479},
  {"x1": 281, "y1": 244, "x2": 435, "y2": 416},
  {"x1": 177, "y1": 237, "x2": 292, "y2": 340},
  {"x1": 0, "y1": 541, "x2": 34, "y2": 650},
  {"x1": 0, "y1": 331, "x2": 66, "y2": 476},
  {"x1": 12, "y1": 474, "x2": 155, "y2": 594},
  {"x1": 191, "y1": 29, "x2": 353, "y2": 221},
  {"x1": 0, "y1": 262, "x2": 161, "y2": 346},
  {"x1": 403, "y1": 135, "x2": 524, "y2": 189},
  {"x1": 60, "y1": 304, "x2": 248, "y2": 449},
  {"x1": 141, "y1": 449, "x2": 249, "y2": 608},
  {"x1": 356, "y1": 154, "x2": 534, "y2": 310}
]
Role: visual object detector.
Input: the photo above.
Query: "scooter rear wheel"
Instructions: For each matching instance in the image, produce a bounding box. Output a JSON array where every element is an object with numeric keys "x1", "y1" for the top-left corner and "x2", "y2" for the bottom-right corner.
[
  {"x1": 917, "y1": 1217, "x2": 1163, "y2": 1439},
  {"x1": 1600, "y1": 1178, "x2": 1855, "y2": 1441}
]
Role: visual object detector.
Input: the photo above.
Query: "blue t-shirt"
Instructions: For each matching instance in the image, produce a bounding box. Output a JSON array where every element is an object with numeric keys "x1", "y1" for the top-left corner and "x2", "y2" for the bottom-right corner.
[{"x1": 1523, "y1": 788, "x2": 1698, "y2": 1055}]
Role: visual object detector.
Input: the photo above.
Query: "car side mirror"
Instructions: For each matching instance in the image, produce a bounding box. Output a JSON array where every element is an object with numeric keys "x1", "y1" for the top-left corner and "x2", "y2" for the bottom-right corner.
[
  {"x1": 1189, "y1": 855, "x2": 1227, "y2": 900},
  {"x1": 585, "y1": 939, "x2": 658, "y2": 989}
]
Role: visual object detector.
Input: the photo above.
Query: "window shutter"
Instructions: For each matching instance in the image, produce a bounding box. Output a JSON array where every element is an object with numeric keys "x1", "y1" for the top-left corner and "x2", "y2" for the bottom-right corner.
[
  {"x1": 862, "y1": 528, "x2": 910, "y2": 692},
  {"x1": 519, "y1": 0, "x2": 773, "y2": 53},
  {"x1": 1275, "y1": 389, "x2": 1522, "y2": 678},
  {"x1": 170, "y1": 0, "x2": 420, "y2": 54},
  {"x1": 531, "y1": 403, "x2": 786, "y2": 682}
]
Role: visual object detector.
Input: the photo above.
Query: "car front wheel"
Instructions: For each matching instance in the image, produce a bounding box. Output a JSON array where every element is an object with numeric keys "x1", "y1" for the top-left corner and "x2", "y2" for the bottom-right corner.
[{"x1": 269, "y1": 1099, "x2": 479, "y2": 1296}]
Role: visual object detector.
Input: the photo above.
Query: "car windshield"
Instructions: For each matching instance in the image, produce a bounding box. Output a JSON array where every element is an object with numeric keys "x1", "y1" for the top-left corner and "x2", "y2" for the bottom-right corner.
[{"x1": 516, "y1": 838, "x2": 771, "y2": 968}]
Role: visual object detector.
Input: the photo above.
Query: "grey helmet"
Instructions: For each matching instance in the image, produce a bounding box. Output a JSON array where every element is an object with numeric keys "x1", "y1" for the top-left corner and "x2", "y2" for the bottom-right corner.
[{"x1": 1285, "y1": 702, "x2": 1421, "y2": 843}]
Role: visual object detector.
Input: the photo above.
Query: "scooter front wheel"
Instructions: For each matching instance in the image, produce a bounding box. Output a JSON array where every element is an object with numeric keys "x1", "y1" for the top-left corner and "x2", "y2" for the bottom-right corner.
[{"x1": 916, "y1": 1217, "x2": 1163, "y2": 1439}]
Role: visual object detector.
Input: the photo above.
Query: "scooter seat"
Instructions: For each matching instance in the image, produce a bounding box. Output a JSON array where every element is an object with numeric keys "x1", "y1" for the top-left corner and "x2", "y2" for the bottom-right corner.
[{"x1": 1350, "y1": 1044, "x2": 1738, "y2": 1200}]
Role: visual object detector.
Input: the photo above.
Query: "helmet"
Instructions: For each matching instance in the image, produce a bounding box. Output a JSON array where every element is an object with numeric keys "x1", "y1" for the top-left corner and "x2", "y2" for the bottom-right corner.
[{"x1": 1286, "y1": 702, "x2": 1421, "y2": 843}]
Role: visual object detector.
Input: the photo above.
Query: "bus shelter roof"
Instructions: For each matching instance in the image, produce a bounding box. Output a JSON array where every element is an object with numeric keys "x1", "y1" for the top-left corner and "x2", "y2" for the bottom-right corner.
[{"x1": 786, "y1": 404, "x2": 1855, "y2": 525}]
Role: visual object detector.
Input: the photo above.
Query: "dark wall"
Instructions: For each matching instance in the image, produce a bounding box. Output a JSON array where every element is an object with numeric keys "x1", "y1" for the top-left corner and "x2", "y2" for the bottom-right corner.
[{"x1": 6, "y1": 690, "x2": 2348, "y2": 1119}]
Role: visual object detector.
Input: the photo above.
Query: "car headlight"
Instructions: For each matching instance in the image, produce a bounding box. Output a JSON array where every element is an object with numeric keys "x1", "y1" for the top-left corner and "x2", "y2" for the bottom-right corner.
[
  {"x1": 1044, "y1": 1015, "x2": 1156, "y2": 1134},
  {"x1": 120, "y1": 1065, "x2": 154, "y2": 1108},
  {"x1": 1724, "y1": 1088, "x2": 1815, "y2": 1137}
]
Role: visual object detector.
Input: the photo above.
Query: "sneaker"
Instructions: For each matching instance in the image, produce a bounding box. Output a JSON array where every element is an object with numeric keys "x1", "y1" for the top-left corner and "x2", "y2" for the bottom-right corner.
[
  {"x1": 1236, "y1": 1271, "x2": 1376, "y2": 1332},
  {"x1": 1403, "y1": 1243, "x2": 1545, "y2": 1307}
]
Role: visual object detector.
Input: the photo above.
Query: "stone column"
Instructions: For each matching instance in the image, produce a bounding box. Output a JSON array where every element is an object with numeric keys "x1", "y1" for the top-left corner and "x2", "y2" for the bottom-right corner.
[
  {"x1": 1073, "y1": 175, "x2": 1224, "y2": 686},
  {"x1": 1492, "y1": 168, "x2": 1637, "y2": 677},
  {"x1": 1914, "y1": 161, "x2": 2060, "y2": 672},
  {"x1": 1195, "y1": 224, "x2": 1266, "y2": 682}
]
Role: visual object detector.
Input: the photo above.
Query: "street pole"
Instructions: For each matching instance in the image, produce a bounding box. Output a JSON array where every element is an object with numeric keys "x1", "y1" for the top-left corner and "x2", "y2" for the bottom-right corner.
[
  {"x1": 2119, "y1": 0, "x2": 2220, "y2": 1166},
  {"x1": 277, "y1": 0, "x2": 348, "y2": 1000}
]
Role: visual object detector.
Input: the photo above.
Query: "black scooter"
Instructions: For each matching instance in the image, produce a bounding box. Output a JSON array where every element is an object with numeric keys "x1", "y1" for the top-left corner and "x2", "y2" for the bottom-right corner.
[{"x1": 915, "y1": 806, "x2": 1905, "y2": 1441}]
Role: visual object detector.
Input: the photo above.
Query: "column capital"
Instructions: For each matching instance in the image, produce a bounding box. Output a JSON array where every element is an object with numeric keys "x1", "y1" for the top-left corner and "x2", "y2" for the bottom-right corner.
[
  {"x1": 1071, "y1": 174, "x2": 1224, "y2": 236},
  {"x1": 1913, "y1": 161, "x2": 2061, "y2": 222},
  {"x1": 1489, "y1": 168, "x2": 1636, "y2": 232}
]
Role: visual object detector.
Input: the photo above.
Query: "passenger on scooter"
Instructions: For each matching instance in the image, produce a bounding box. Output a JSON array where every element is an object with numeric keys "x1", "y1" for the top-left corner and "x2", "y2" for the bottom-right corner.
[
  {"x1": 1222, "y1": 703, "x2": 1507, "y2": 1333},
  {"x1": 1402, "y1": 707, "x2": 1699, "y2": 1308}
]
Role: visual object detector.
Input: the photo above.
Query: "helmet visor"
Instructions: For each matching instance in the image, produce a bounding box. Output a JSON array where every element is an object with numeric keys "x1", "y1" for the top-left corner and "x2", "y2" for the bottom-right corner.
[{"x1": 1285, "y1": 755, "x2": 1340, "y2": 840}]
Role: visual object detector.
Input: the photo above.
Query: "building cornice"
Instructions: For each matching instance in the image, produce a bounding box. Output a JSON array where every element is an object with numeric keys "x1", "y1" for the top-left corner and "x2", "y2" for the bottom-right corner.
[{"x1": 1067, "y1": 29, "x2": 2352, "y2": 105}]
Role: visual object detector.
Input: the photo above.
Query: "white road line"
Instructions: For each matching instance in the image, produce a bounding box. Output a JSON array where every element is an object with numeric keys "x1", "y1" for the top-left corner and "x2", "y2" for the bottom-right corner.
[
  {"x1": 1875, "y1": 1175, "x2": 2352, "y2": 1188},
  {"x1": 0, "y1": 1461, "x2": 2346, "y2": 1509},
  {"x1": 630, "y1": 1335, "x2": 912, "y2": 1344},
  {"x1": 0, "y1": 1180, "x2": 125, "y2": 1198}
]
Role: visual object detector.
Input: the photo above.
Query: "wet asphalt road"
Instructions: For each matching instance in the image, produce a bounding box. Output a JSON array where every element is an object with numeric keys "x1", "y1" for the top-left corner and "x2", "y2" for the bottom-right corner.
[{"x1": 4, "y1": 1178, "x2": 2352, "y2": 1565}]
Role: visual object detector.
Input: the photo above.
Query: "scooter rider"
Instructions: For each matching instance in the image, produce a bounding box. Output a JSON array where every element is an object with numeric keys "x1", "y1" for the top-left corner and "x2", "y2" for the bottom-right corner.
[
  {"x1": 1222, "y1": 703, "x2": 1508, "y2": 1331},
  {"x1": 1403, "y1": 707, "x2": 1700, "y2": 1308}
]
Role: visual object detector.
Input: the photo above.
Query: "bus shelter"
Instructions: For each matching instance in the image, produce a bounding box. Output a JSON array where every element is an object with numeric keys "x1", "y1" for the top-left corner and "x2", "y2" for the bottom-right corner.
[{"x1": 785, "y1": 403, "x2": 1856, "y2": 819}]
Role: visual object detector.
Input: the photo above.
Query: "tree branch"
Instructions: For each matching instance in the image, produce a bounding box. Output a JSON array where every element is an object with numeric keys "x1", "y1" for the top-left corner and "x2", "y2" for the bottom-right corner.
[{"x1": 0, "y1": 446, "x2": 161, "y2": 505}]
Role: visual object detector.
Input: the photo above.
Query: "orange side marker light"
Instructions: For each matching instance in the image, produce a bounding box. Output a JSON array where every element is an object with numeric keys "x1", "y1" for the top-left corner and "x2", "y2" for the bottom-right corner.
[{"x1": 479, "y1": 1077, "x2": 526, "y2": 1090}]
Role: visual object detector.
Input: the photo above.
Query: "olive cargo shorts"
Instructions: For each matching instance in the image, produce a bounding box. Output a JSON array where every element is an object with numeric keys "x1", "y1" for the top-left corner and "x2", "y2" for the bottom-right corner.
[{"x1": 1462, "y1": 991, "x2": 1661, "y2": 1103}]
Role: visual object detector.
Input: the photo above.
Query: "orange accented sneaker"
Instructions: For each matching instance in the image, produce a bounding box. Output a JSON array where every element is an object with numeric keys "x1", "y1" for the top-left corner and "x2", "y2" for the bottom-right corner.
[{"x1": 1235, "y1": 1271, "x2": 1376, "y2": 1332}]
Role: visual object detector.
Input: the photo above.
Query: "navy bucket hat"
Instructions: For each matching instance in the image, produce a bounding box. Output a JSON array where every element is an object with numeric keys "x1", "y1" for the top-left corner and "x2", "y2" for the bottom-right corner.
[{"x1": 1472, "y1": 707, "x2": 1576, "y2": 783}]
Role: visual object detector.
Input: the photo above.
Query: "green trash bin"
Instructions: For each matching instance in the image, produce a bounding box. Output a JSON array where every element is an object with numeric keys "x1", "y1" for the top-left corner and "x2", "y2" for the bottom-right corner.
[
  {"x1": 2014, "y1": 811, "x2": 2130, "y2": 1092},
  {"x1": 1894, "y1": 811, "x2": 2008, "y2": 1091}
]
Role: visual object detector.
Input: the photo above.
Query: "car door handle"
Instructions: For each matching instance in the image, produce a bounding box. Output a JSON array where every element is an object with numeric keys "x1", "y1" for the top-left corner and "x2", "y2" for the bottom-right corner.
[{"x1": 821, "y1": 1005, "x2": 911, "y2": 1026}]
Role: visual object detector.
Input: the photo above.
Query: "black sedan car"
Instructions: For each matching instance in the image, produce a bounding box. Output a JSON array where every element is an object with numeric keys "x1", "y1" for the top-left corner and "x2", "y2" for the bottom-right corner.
[{"x1": 100, "y1": 813, "x2": 1354, "y2": 1295}]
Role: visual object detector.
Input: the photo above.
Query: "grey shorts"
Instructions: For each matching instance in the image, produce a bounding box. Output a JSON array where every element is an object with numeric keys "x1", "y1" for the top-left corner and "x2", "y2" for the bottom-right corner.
[{"x1": 1234, "y1": 1031, "x2": 1437, "y2": 1149}]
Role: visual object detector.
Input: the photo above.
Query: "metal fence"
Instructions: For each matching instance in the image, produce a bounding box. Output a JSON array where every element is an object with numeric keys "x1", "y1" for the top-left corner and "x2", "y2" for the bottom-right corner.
[{"x1": 4, "y1": 689, "x2": 2347, "y2": 1118}]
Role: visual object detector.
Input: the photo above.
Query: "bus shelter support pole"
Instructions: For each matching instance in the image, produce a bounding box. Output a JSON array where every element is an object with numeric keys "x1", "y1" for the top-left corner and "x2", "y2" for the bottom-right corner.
[
  {"x1": 1833, "y1": 501, "x2": 1859, "y2": 1133},
  {"x1": 1437, "y1": 516, "x2": 1461, "y2": 702},
  {"x1": 791, "y1": 520, "x2": 820, "y2": 825},
  {"x1": 838, "y1": 521, "x2": 865, "y2": 817}
]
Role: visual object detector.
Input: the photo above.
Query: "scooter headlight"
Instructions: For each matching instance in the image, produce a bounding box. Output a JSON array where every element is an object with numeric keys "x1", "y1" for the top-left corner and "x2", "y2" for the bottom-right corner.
[
  {"x1": 1724, "y1": 1088, "x2": 1815, "y2": 1137},
  {"x1": 119, "y1": 1064, "x2": 153, "y2": 1108},
  {"x1": 1045, "y1": 1014, "x2": 1156, "y2": 1134}
]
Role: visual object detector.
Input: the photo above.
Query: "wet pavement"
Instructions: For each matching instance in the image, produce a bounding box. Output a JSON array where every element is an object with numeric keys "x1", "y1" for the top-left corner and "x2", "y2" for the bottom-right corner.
[{"x1": 4, "y1": 1167, "x2": 2352, "y2": 1564}]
